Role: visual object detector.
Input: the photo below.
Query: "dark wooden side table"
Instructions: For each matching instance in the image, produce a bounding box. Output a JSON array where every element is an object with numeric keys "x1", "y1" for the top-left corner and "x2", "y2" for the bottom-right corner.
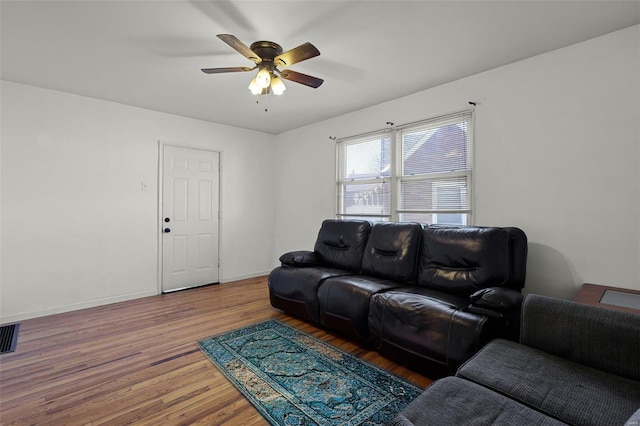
[{"x1": 573, "y1": 283, "x2": 640, "y2": 314}]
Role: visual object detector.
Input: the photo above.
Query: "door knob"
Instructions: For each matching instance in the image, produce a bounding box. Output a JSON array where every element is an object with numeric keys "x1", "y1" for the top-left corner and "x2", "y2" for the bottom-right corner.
[{"x1": 164, "y1": 228, "x2": 171, "y2": 233}]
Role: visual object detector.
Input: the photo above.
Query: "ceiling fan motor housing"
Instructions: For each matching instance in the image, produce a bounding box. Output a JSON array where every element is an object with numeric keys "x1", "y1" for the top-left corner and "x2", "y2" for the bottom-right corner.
[
  {"x1": 250, "y1": 41, "x2": 283, "y2": 65},
  {"x1": 202, "y1": 34, "x2": 324, "y2": 90}
]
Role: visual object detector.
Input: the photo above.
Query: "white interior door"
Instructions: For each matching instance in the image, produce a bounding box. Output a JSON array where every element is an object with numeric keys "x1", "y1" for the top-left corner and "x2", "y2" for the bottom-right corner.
[{"x1": 162, "y1": 145, "x2": 220, "y2": 292}]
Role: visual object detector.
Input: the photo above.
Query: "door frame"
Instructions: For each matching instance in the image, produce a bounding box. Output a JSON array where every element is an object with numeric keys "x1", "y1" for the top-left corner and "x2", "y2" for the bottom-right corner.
[{"x1": 157, "y1": 141, "x2": 222, "y2": 294}]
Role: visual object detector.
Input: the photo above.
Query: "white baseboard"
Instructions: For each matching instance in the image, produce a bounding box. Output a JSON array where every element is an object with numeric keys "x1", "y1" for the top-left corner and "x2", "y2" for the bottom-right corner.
[
  {"x1": 2, "y1": 272, "x2": 271, "y2": 323},
  {"x1": 0, "y1": 290, "x2": 159, "y2": 323},
  {"x1": 220, "y1": 271, "x2": 270, "y2": 283}
]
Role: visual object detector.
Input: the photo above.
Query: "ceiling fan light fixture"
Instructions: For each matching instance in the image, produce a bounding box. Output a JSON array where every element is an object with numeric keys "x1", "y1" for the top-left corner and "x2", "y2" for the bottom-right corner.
[
  {"x1": 271, "y1": 76, "x2": 286, "y2": 96},
  {"x1": 255, "y1": 68, "x2": 271, "y2": 89},
  {"x1": 248, "y1": 77, "x2": 261, "y2": 95}
]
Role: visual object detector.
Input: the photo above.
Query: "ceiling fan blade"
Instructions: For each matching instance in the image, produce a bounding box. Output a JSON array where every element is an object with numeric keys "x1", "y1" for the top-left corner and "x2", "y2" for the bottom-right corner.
[
  {"x1": 279, "y1": 70, "x2": 324, "y2": 88},
  {"x1": 274, "y1": 42, "x2": 320, "y2": 67},
  {"x1": 201, "y1": 66, "x2": 255, "y2": 74},
  {"x1": 217, "y1": 34, "x2": 261, "y2": 64}
]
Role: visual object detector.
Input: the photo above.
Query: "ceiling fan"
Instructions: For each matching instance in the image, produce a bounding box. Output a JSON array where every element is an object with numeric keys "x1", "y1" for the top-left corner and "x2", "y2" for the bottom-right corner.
[{"x1": 201, "y1": 34, "x2": 324, "y2": 96}]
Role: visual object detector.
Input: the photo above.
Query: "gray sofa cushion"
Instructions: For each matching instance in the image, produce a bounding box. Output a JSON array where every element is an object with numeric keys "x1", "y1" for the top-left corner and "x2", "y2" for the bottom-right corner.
[
  {"x1": 388, "y1": 376, "x2": 567, "y2": 426},
  {"x1": 521, "y1": 294, "x2": 640, "y2": 381},
  {"x1": 457, "y1": 339, "x2": 640, "y2": 426}
]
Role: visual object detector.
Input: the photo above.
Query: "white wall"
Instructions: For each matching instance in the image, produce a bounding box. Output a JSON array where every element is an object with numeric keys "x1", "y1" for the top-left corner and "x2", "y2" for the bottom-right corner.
[
  {"x1": 2, "y1": 25, "x2": 638, "y2": 322},
  {"x1": 1, "y1": 81, "x2": 277, "y2": 322},
  {"x1": 274, "y1": 25, "x2": 640, "y2": 300}
]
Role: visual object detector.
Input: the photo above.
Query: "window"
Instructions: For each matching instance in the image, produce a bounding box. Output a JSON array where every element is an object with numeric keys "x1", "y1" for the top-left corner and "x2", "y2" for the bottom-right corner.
[
  {"x1": 336, "y1": 110, "x2": 473, "y2": 225},
  {"x1": 336, "y1": 134, "x2": 392, "y2": 221}
]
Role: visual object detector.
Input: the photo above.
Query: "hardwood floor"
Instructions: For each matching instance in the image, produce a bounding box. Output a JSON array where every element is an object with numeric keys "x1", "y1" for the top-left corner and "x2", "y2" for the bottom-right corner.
[{"x1": 0, "y1": 276, "x2": 432, "y2": 425}]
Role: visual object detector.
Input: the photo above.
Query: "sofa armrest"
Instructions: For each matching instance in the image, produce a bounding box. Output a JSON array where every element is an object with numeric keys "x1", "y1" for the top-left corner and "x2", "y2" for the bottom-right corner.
[
  {"x1": 521, "y1": 294, "x2": 640, "y2": 380},
  {"x1": 467, "y1": 287, "x2": 524, "y2": 341},
  {"x1": 279, "y1": 250, "x2": 322, "y2": 267},
  {"x1": 468, "y1": 287, "x2": 523, "y2": 314}
]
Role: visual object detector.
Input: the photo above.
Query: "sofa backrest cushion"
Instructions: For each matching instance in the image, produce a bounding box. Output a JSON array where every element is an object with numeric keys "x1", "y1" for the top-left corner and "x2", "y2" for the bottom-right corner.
[
  {"x1": 313, "y1": 219, "x2": 371, "y2": 272},
  {"x1": 521, "y1": 294, "x2": 640, "y2": 381},
  {"x1": 418, "y1": 226, "x2": 527, "y2": 295},
  {"x1": 361, "y1": 222, "x2": 423, "y2": 283}
]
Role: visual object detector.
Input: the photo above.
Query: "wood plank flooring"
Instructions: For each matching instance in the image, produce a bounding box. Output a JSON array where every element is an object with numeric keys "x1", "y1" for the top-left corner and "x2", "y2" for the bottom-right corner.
[{"x1": 0, "y1": 276, "x2": 432, "y2": 425}]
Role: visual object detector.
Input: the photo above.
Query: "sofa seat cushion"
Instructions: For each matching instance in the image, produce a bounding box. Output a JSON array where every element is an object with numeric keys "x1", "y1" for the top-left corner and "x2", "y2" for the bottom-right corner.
[
  {"x1": 457, "y1": 339, "x2": 640, "y2": 426},
  {"x1": 267, "y1": 266, "x2": 355, "y2": 323},
  {"x1": 317, "y1": 275, "x2": 403, "y2": 341},
  {"x1": 388, "y1": 376, "x2": 568, "y2": 426},
  {"x1": 369, "y1": 288, "x2": 490, "y2": 369}
]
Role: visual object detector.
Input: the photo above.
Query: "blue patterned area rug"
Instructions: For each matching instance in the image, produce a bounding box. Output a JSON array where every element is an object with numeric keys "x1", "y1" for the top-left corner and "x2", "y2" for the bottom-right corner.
[{"x1": 198, "y1": 319, "x2": 422, "y2": 425}]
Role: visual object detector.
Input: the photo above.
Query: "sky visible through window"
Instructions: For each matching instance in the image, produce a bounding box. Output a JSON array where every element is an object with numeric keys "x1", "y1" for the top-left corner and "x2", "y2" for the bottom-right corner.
[{"x1": 345, "y1": 138, "x2": 390, "y2": 178}]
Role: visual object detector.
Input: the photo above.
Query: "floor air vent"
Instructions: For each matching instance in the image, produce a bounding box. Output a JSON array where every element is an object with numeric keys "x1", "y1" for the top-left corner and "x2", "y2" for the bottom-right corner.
[{"x1": 0, "y1": 323, "x2": 20, "y2": 354}]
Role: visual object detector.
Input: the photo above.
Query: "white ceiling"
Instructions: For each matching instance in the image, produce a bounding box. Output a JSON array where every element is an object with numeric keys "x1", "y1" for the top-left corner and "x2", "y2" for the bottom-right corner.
[{"x1": 2, "y1": 1, "x2": 639, "y2": 134}]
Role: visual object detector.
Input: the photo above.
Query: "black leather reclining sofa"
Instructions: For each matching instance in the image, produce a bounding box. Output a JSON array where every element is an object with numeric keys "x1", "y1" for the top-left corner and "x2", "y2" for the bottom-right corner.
[{"x1": 268, "y1": 219, "x2": 528, "y2": 374}]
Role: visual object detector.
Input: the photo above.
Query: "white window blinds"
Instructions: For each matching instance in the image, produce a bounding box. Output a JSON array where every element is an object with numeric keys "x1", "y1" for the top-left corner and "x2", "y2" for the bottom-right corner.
[
  {"x1": 398, "y1": 112, "x2": 473, "y2": 225},
  {"x1": 336, "y1": 133, "x2": 391, "y2": 220}
]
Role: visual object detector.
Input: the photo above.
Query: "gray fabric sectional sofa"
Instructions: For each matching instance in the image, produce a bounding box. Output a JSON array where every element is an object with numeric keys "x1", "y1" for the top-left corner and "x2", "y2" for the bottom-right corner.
[{"x1": 390, "y1": 294, "x2": 640, "y2": 426}]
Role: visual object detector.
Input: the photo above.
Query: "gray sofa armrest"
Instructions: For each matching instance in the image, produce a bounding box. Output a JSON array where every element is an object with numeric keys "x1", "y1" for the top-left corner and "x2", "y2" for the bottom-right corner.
[
  {"x1": 279, "y1": 250, "x2": 322, "y2": 267},
  {"x1": 521, "y1": 294, "x2": 640, "y2": 380}
]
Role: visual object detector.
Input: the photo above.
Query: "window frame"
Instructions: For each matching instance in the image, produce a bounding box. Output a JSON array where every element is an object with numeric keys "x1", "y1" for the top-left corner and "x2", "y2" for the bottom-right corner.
[
  {"x1": 335, "y1": 132, "x2": 393, "y2": 220},
  {"x1": 336, "y1": 109, "x2": 474, "y2": 224}
]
